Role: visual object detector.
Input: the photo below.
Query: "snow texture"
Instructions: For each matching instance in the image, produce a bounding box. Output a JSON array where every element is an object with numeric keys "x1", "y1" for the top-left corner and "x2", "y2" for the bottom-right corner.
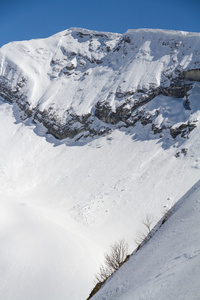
[{"x1": 92, "y1": 180, "x2": 200, "y2": 300}]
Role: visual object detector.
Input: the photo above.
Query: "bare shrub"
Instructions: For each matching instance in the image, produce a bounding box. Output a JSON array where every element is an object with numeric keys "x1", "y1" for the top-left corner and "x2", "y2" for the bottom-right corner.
[
  {"x1": 135, "y1": 205, "x2": 176, "y2": 252},
  {"x1": 134, "y1": 213, "x2": 154, "y2": 250},
  {"x1": 95, "y1": 239, "x2": 128, "y2": 284},
  {"x1": 141, "y1": 213, "x2": 154, "y2": 238},
  {"x1": 95, "y1": 264, "x2": 112, "y2": 283},
  {"x1": 104, "y1": 239, "x2": 128, "y2": 271},
  {"x1": 161, "y1": 204, "x2": 176, "y2": 225}
]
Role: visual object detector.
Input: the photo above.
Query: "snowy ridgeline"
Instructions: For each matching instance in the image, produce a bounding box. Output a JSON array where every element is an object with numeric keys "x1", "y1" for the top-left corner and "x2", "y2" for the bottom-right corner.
[{"x1": 0, "y1": 28, "x2": 200, "y2": 143}]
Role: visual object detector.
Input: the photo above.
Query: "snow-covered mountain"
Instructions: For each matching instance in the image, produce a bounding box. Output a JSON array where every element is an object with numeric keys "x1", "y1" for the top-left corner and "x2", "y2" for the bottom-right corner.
[
  {"x1": 0, "y1": 27, "x2": 200, "y2": 143},
  {"x1": 0, "y1": 28, "x2": 200, "y2": 300}
]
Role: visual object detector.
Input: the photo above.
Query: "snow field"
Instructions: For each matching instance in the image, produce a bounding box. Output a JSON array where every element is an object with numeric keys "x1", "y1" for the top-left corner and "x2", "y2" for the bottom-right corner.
[{"x1": 0, "y1": 97, "x2": 200, "y2": 299}]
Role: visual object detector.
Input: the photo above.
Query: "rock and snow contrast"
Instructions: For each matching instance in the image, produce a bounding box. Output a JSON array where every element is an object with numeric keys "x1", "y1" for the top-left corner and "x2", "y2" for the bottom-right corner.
[
  {"x1": 1, "y1": 27, "x2": 200, "y2": 142},
  {"x1": 0, "y1": 27, "x2": 200, "y2": 299}
]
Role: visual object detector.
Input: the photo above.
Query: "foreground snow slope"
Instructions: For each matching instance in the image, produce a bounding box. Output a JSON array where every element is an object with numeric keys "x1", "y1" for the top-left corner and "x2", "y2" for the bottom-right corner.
[
  {"x1": 0, "y1": 28, "x2": 200, "y2": 300},
  {"x1": 93, "y1": 180, "x2": 200, "y2": 300}
]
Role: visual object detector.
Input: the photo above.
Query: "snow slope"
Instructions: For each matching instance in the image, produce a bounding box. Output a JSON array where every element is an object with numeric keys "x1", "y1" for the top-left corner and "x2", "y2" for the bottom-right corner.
[
  {"x1": 0, "y1": 95, "x2": 200, "y2": 299},
  {"x1": 0, "y1": 28, "x2": 200, "y2": 300},
  {"x1": 92, "y1": 180, "x2": 200, "y2": 300}
]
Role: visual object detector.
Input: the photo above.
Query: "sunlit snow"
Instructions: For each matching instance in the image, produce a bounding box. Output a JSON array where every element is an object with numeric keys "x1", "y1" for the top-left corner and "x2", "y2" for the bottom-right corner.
[{"x1": 0, "y1": 28, "x2": 200, "y2": 300}]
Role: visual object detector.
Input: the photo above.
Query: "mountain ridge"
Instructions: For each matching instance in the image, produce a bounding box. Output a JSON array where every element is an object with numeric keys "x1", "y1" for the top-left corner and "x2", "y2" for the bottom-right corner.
[{"x1": 0, "y1": 28, "x2": 200, "y2": 144}]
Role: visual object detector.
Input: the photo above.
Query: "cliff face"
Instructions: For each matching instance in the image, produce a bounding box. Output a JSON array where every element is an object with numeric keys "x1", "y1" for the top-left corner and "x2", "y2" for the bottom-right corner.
[{"x1": 0, "y1": 28, "x2": 200, "y2": 143}]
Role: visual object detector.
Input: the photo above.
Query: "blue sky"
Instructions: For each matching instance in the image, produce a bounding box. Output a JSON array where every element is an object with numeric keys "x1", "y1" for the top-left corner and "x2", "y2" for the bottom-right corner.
[{"x1": 0, "y1": 0, "x2": 199, "y2": 47}]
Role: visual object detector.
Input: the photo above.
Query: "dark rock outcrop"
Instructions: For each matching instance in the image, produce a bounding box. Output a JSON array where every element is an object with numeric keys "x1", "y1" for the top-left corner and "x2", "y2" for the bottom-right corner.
[
  {"x1": 0, "y1": 73, "x2": 197, "y2": 142},
  {"x1": 183, "y1": 69, "x2": 200, "y2": 82}
]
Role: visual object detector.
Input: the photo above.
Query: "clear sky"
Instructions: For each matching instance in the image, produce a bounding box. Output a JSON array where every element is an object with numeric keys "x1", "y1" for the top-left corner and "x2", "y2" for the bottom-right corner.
[{"x1": 0, "y1": 0, "x2": 199, "y2": 47}]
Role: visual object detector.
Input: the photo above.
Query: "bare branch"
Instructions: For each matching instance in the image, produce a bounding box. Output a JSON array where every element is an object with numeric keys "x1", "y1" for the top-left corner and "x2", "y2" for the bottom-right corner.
[
  {"x1": 95, "y1": 239, "x2": 128, "y2": 284},
  {"x1": 134, "y1": 213, "x2": 154, "y2": 250},
  {"x1": 141, "y1": 213, "x2": 154, "y2": 237}
]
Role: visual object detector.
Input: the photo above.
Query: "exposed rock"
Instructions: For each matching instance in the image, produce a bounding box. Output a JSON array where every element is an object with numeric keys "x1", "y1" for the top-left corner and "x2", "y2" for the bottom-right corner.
[
  {"x1": 175, "y1": 148, "x2": 188, "y2": 158},
  {"x1": 184, "y1": 69, "x2": 200, "y2": 82},
  {"x1": 152, "y1": 124, "x2": 167, "y2": 134},
  {"x1": 0, "y1": 72, "x2": 197, "y2": 141},
  {"x1": 161, "y1": 83, "x2": 191, "y2": 98},
  {"x1": 115, "y1": 90, "x2": 134, "y2": 98},
  {"x1": 170, "y1": 122, "x2": 197, "y2": 139},
  {"x1": 0, "y1": 29, "x2": 199, "y2": 143}
]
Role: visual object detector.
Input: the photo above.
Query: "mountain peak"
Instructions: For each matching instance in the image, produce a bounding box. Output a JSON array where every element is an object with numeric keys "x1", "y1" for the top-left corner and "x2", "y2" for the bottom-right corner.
[{"x1": 0, "y1": 28, "x2": 200, "y2": 145}]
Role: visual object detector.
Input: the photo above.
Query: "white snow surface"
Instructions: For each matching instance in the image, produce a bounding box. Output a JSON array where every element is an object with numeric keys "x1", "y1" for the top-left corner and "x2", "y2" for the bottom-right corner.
[
  {"x1": 0, "y1": 96, "x2": 200, "y2": 299},
  {"x1": 0, "y1": 28, "x2": 200, "y2": 300},
  {"x1": 92, "y1": 180, "x2": 200, "y2": 300}
]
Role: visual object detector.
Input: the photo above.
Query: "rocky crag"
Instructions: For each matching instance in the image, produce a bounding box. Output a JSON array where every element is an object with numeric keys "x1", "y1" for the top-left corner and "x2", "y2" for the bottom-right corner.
[{"x1": 0, "y1": 28, "x2": 200, "y2": 143}]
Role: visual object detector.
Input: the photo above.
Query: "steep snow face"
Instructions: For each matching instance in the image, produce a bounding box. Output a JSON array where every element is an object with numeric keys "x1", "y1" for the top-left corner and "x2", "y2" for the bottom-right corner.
[
  {"x1": 0, "y1": 28, "x2": 200, "y2": 141},
  {"x1": 92, "y1": 180, "x2": 200, "y2": 300},
  {"x1": 0, "y1": 28, "x2": 121, "y2": 113}
]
